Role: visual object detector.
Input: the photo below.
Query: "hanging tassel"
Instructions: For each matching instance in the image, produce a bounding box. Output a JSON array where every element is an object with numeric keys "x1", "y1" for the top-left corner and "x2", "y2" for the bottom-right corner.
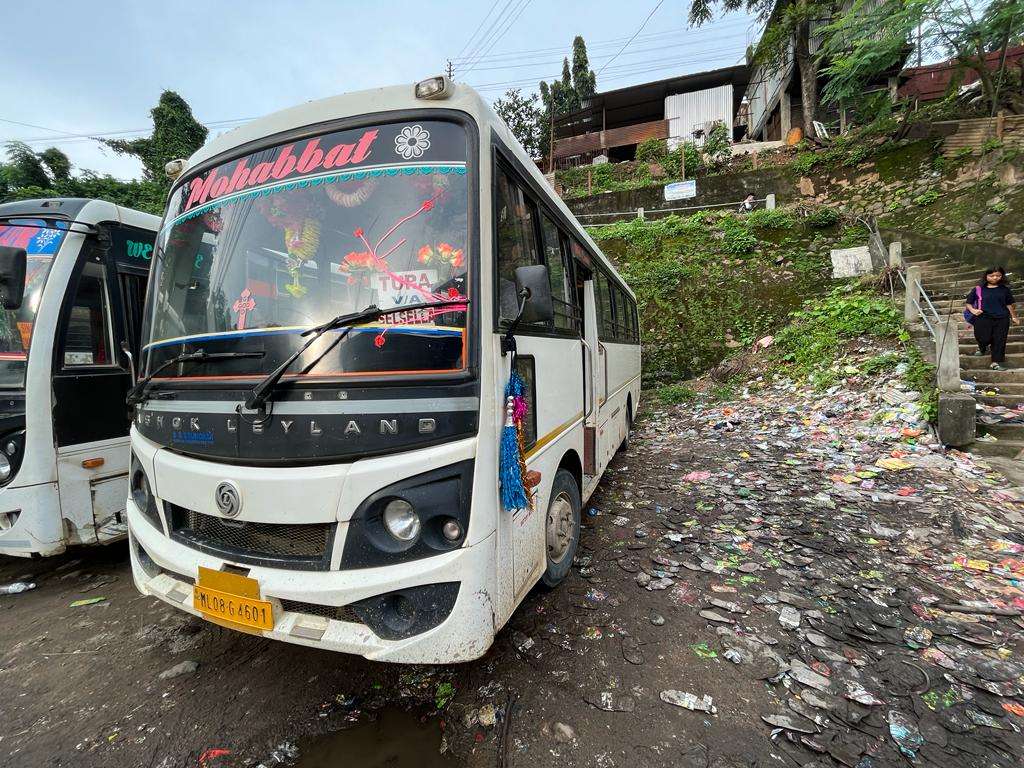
[{"x1": 499, "y1": 394, "x2": 528, "y2": 510}]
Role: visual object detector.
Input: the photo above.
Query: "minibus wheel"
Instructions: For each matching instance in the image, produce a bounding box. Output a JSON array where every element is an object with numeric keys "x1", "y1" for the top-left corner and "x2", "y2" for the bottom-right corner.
[
  {"x1": 541, "y1": 469, "x2": 581, "y2": 588},
  {"x1": 618, "y1": 399, "x2": 634, "y2": 453}
]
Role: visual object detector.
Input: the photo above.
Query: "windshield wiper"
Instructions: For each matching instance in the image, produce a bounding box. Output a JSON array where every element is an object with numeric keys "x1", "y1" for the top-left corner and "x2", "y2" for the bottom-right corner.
[
  {"x1": 127, "y1": 350, "x2": 265, "y2": 407},
  {"x1": 243, "y1": 298, "x2": 470, "y2": 413}
]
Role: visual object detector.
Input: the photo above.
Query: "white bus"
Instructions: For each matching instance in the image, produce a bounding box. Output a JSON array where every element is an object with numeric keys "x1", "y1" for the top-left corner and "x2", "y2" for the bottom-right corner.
[
  {"x1": 127, "y1": 77, "x2": 641, "y2": 662},
  {"x1": 0, "y1": 198, "x2": 159, "y2": 558}
]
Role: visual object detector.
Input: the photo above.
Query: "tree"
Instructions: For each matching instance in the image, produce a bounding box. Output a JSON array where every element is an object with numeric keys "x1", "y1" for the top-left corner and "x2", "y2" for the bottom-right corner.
[
  {"x1": 494, "y1": 89, "x2": 543, "y2": 157},
  {"x1": 104, "y1": 90, "x2": 208, "y2": 184},
  {"x1": 538, "y1": 36, "x2": 600, "y2": 164},
  {"x1": 38, "y1": 147, "x2": 72, "y2": 184},
  {"x1": 571, "y1": 35, "x2": 597, "y2": 101},
  {"x1": 2, "y1": 141, "x2": 52, "y2": 189},
  {"x1": 822, "y1": 0, "x2": 1024, "y2": 116},
  {"x1": 690, "y1": 0, "x2": 840, "y2": 139}
]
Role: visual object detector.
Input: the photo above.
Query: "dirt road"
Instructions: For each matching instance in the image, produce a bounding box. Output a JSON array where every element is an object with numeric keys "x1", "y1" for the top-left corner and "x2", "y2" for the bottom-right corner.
[{"x1": 4, "y1": 348, "x2": 1024, "y2": 768}]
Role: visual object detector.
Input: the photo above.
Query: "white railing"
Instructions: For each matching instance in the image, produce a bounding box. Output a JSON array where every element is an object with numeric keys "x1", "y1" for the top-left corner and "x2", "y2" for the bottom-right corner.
[{"x1": 575, "y1": 194, "x2": 776, "y2": 223}]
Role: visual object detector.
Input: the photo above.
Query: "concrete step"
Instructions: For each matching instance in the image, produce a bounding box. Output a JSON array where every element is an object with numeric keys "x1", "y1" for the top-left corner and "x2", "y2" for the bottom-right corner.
[
  {"x1": 967, "y1": 438, "x2": 1024, "y2": 458},
  {"x1": 962, "y1": 368, "x2": 1024, "y2": 383},
  {"x1": 976, "y1": 393, "x2": 1024, "y2": 407},
  {"x1": 960, "y1": 341, "x2": 1024, "y2": 354},
  {"x1": 969, "y1": 381, "x2": 1024, "y2": 395},
  {"x1": 960, "y1": 355, "x2": 1024, "y2": 370},
  {"x1": 977, "y1": 421, "x2": 1024, "y2": 438}
]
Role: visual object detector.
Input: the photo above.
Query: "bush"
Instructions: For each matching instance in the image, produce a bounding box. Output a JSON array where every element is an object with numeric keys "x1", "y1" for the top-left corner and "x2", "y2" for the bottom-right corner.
[
  {"x1": 720, "y1": 217, "x2": 759, "y2": 256},
  {"x1": 702, "y1": 122, "x2": 731, "y2": 169},
  {"x1": 914, "y1": 189, "x2": 940, "y2": 207},
  {"x1": 655, "y1": 383, "x2": 698, "y2": 405},
  {"x1": 774, "y1": 287, "x2": 903, "y2": 377},
  {"x1": 806, "y1": 207, "x2": 840, "y2": 228},
  {"x1": 636, "y1": 138, "x2": 668, "y2": 164},
  {"x1": 747, "y1": 207, "x2": 796, "y2": 230},
  {"x1": 792, "y1": 152, "x2": 819, "y2": 175}
]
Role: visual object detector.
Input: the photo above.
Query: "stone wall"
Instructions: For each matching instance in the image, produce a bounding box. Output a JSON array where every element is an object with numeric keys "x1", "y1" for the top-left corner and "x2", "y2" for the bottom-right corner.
[{"x1": 563, "y1": 168, "x2": 798, "y2": 222}]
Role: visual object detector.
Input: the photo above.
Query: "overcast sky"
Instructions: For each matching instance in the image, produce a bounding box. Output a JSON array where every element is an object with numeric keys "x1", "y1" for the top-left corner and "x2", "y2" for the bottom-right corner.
[{"x1": 0, "y1": 1, "x2": 760, "y2": 180}]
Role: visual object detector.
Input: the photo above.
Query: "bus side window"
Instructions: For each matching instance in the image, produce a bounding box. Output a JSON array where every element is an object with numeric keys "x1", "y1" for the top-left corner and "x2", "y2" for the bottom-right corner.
[
  {"x1": 495, "y1": 168, "x2": 540, "y2": 325},
  {"x1": 538, "y1": 215, "x2": 579, "y2": 333},
  {"x1": 596, "y1": 270, "x2": 615, "y2": 341},
  {"x1": 62, "y1": 263, "x2": 115, "y2": 367}
]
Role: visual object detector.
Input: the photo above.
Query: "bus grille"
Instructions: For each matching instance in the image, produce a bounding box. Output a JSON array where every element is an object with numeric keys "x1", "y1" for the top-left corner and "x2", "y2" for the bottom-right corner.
[
  {"x1": 278, "y1": 599, "x2": 365, "y2": 624},
  {"x1": 168, "y1": 506, "x2": 335, "y2": 571}
]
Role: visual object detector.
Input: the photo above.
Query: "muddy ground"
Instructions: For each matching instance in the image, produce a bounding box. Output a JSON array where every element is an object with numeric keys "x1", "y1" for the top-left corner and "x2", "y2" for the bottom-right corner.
[{"x1": 3, "y1": 356, "x2": 1024, "y2": 768}]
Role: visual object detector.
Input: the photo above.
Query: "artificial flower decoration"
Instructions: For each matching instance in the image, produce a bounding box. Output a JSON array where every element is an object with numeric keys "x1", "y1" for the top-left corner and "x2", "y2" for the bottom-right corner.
[
  {"x1": 394, "y1": 125, "x2": 431, "y2": 159},
  {"x1": 416, "y1": 242, "x2": 464, "y2": 269},
  {"x1": 283, "y1": 217, "x2": 321, "y2": 297},
  {"x1": 338, "y1": 250, "x2": 380, "y2": 285}
]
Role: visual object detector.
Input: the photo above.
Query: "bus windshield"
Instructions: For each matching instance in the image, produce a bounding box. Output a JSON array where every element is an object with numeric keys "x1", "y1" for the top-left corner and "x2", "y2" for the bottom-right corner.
[
  {"x1": 145, "y1": 119, "x2": 471, "y2": 381},
  {"x1": 0, "y1": 220, "x2": 67, "y2": 389}
]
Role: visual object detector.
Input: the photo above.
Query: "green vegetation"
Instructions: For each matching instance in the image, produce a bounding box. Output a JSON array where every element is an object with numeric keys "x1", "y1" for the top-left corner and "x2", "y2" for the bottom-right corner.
[
  {"x1": 914, "y1": 189, "x2": 940, "y2": 207},
  {"x1": 773, "y1": 287, "x2": 904, "y2": 381},
  {"x1": 1, "y1": 89, "x2": 207, "y2": 214},
  {"x1": 806, "y1": 207, "x2": 841, "y2": 228},
  {"x1": 903, "y1": 347, "x2": 938, "y2": 423},
  {"x1": 655, "y1": 383, "x2": 698, "y2": 405},
  {"x1": 635, "y1": 137, "x2": 668, "y2": 164},
  {"x1": 588, "y1": 209, "x2": 834, "y2": 384}
]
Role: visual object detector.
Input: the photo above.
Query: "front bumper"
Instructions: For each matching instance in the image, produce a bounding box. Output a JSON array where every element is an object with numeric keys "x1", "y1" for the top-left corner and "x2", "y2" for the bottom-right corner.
[
  {"x1": 127, "y1": 498, "x2": 498, "y2": 663},
  {"x1": 0, "y1": 482, "x2": 64, "y2": 558}
]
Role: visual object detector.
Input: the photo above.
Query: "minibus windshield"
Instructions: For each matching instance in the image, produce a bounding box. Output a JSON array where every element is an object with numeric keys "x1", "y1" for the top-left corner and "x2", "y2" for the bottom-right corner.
[
  {"x1": 145, "y1": 119, "x2": 470, "y2": 381},
  {"x1": 0, "y1": 220, "x2": 66, "y2": 389}
]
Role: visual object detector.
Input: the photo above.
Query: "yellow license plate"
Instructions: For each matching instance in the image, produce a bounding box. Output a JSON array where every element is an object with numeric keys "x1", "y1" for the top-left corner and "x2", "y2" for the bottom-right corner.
[{"x1": 193, "y1": 566, "x2": 274, "y2": 631}]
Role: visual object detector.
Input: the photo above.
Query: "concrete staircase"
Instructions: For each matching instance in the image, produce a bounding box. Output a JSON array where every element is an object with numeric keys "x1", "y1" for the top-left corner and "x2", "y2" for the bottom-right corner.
[{"x1": 908, "y1": 253, "x2": 1024, "y2": 458}]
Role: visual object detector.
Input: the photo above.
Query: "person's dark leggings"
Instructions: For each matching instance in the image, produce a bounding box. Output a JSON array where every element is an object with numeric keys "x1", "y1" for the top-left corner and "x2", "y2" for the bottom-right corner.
[{"x1": 974, "y1": 314, "x2": 1011, "y2": 362}]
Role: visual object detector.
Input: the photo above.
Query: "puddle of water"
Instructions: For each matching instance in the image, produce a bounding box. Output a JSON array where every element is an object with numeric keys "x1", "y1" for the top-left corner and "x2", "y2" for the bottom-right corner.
[{"x1": 292, "y1": 708, "x2": 455, "y2": 768}]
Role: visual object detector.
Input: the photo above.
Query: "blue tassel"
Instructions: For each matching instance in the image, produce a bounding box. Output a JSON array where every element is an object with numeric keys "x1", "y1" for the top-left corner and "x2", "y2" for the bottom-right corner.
[{"x1": 499, "y1": 420, "x2": 528, "y2": 510}]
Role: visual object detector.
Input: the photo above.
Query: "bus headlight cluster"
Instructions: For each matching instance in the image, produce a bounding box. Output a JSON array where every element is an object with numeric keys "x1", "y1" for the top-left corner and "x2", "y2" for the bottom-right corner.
[
  {"x1": 129, "y1": 453, "x2": 162, "y2": 531},
  {"x1": 340, "y1": 460, "x2": 474, "y2": 569},
  {"x1": 383, "y1": 499, "x2": 421, "y2": 542},
  {"x1": 0, "y1": 429, "x2": 25, "y2": 485}
]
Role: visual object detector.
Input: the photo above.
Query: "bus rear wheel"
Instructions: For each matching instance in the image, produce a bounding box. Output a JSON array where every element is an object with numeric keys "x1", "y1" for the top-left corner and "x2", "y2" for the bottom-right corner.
[{"x1": 540, "y1": 469, "x2": 581, "y2": 588}]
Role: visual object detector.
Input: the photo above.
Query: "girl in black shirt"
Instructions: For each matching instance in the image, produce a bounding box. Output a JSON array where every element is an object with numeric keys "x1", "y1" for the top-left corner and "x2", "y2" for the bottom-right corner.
[{"x1": 965, "y1": 266, "x2": 1020, "y2": 371}]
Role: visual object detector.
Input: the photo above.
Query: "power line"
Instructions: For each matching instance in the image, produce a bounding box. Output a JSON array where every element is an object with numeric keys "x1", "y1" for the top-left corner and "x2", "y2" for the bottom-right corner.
[
  {"x1": 464, "y1": 30, "x2": 752, "y2": 73},
  {"x1": 459, "y1": 0, "x2": 519, "y2": 75},
  {"x1": 597, "y1": 0, "x2": 667, "y2": 76},
  {"x1": 462, "y1": 0, "x2": 534, "y2": 77},
  {"x1": 5, "y1": 116, "x2": 257, "y2": 147},
  {"x1": 452, "y1": 15, "x2": 750, "y2": 64},
  {"x1": 453, "y1": 0, "x2": 504, "y2": 64}
]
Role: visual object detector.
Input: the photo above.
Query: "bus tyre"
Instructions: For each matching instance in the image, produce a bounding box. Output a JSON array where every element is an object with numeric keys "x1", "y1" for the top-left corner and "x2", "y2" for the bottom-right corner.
[
  {"x1": 540, "y1": 469, "x2": 581, "y2": 588},
  {"x1": 618, "y1": 402, "x2": 633, "y2": 454}
]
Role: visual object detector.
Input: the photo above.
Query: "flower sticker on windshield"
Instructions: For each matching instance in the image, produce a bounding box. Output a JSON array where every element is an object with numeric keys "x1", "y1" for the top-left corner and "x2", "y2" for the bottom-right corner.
[{"x1": 394, "y1": 125, "x2": 431, "y2": 159}]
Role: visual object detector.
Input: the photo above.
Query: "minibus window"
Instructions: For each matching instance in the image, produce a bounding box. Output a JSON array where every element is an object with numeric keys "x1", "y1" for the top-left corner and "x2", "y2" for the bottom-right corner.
[
  {"x1": 62, "y1": 263, "x2": 114, "y2": 367},
  {"x1": 495, "y1": 169, "x2": 540, "y2": 326},
  {"x1": 0, "y1": 221, "x2": 64, "y2": 388},
  {"x1": 538, "y1": 215, "x2": 578, "y2": 333},
  {"x1": 146, "y1": 119, "x2": 470, "y2": 379}
]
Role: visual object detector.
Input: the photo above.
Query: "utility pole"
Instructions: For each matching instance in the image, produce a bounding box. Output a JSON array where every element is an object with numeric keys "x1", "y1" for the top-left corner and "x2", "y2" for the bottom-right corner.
[{"x1": 446, "y1": 59, "x2": 454, "y2": 79}]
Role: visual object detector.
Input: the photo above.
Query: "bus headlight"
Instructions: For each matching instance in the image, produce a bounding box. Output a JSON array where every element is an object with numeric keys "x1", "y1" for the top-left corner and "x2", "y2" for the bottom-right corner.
[
  {"x1": 383, "y1": 499, "x2": 420, "y2": 542},
  {"x1": 341, "y1": 460, "x2": 473, "y2": 569},
  {"x1": 130, "y1": 453, "x2": 163, "y2": 531},
  {"x1": 414, "y1": 75, "x2": 451, "y2": 100},
  {"x1": 0, "y1": 429, "x2": 25, "y2": 486}
]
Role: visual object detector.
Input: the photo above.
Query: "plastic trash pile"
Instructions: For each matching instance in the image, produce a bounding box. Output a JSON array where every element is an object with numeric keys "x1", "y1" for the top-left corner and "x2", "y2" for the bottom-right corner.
[{"x1": 616, "y1": 354, "x2": 1024, "y2": 766}]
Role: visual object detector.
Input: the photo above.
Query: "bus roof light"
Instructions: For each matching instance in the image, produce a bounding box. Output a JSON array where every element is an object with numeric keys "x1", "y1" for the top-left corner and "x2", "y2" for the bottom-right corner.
[
  {"x1": 414, "y1": 76, "x2": 451, "y2": 100},
  {"x1": 165, "y1": 159, "x2": 187, "y2": 180}
]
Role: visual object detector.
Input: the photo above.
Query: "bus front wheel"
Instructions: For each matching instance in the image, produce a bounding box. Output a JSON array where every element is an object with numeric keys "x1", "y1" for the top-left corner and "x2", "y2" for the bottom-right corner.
[{"x1": 540, "y1": 469, "x2": 581, "y2": 588}]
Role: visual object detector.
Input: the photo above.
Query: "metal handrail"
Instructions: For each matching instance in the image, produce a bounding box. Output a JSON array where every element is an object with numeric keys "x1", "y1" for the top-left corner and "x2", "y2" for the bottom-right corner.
[
  {"x1": 575, "y1": 197, "x2": 771, "y2": 220},
  {"x1": 896, "y1": 268, "x2": 942, "y2": 341}
]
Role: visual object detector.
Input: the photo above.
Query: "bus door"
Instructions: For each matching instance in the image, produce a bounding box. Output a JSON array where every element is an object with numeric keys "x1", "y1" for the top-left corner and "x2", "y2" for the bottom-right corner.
[
  {"x1": 52, "y1": 226, "x2": 154, "y2": 542},
  {"x1": 575, "y1": 258, "x2": 601, "y2": 480}
]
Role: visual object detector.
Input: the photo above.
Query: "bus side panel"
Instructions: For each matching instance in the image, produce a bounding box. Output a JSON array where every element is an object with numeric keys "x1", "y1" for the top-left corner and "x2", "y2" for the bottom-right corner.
[
  {"x1": 594, "y1": 341, "x2": 638, "y2": 478},
  {"x1": 498, "y1": 335, "x2": 585, "y2": 602}
]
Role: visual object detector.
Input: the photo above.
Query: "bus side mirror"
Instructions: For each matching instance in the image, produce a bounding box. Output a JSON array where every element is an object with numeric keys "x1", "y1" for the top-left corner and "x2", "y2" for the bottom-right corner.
[
  {"x1": 514, "y1": 265, "x2": 554, "y2": 326},
  {"x1": 0, "y1": 247, "x2": 27, "y2": 310}
]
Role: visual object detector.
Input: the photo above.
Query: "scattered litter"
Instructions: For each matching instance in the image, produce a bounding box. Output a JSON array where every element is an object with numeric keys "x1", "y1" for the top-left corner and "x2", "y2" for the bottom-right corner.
[{"x1": 660, "y1": 690, "x2": 716, "y2": 713}]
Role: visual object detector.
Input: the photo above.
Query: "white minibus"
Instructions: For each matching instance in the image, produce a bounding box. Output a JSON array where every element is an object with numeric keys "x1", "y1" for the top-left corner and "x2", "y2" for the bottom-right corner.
[
  {"x1": 127, "y1": 77, "x2": 641, "y2": 662},
  {"x1": 0, "y1": 198, "x2": 158, "y2": 557}
]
